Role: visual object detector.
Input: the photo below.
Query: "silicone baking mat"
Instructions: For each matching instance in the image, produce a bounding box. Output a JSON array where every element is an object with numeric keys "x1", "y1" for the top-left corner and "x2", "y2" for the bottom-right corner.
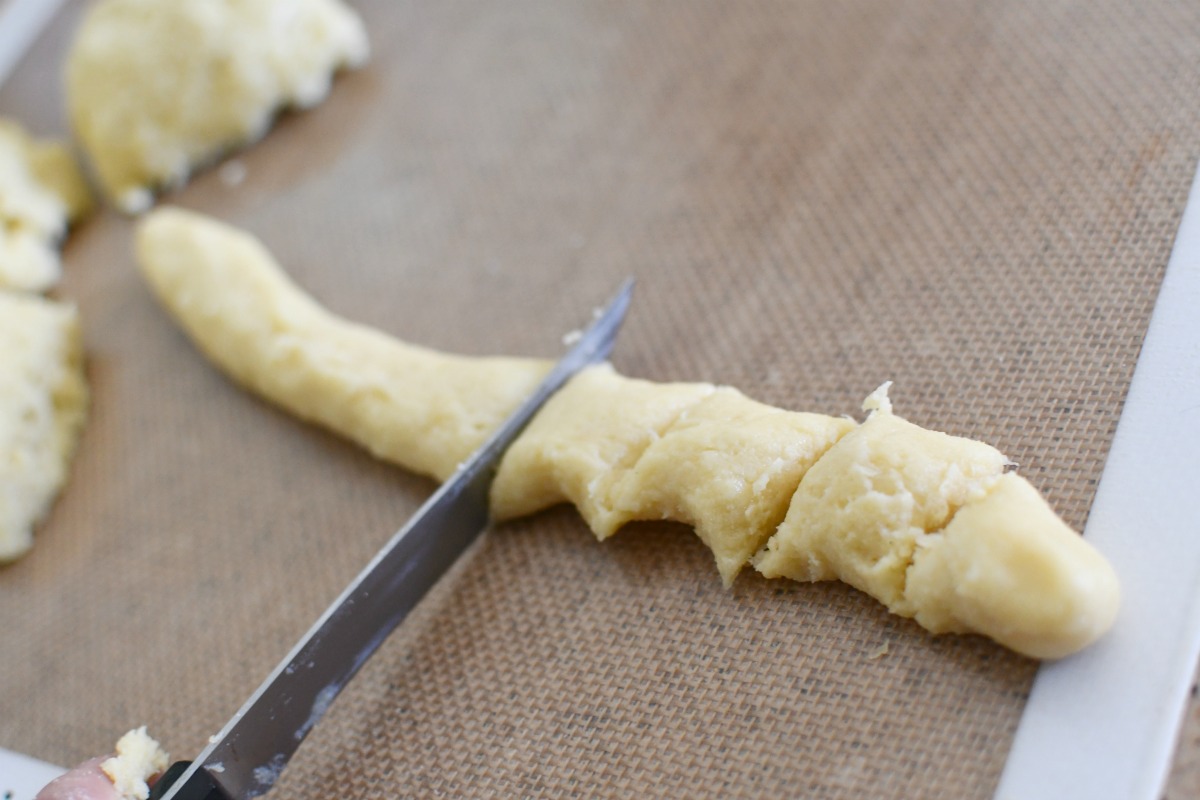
[{"x1": 2, "y1": 2, "x2": 1199, "y2": 797}]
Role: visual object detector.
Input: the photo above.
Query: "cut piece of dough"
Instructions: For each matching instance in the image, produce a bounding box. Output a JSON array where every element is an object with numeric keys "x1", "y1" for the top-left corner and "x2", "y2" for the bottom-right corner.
[
  {"x1": 753, "y1": 391, "x2": 1010, "y2": 611},
  {"x1": 133, "y1": 208, "x2": 1120, "y2": 659},
  {"x1": 758, "y1": 386, "x2": 1113, "y2": 657},
  {"x1": 611, "y1": 389, "x2": 856, "y2": 584},
  {"x1": 0, "y1": 119, "x2": 93, "y2": 293},
  {"x1": 135, "y1": 207, "x2": 551, "y2": 482},
  {"x1": 66, "y1": 0, "x2": 370, "y2": 213},
  {"x1": 491, "y1": 367, "x2": 717, "y2": 538},
  {"x1": 492, "y1": 371, "x2": 855, "y2": 584},
  {"x1": 0, "y1": 291, "x2": 89, "y2": 561},
  {"x1": 754, "y1": 390, "x2": 1119, "y2": 658}
]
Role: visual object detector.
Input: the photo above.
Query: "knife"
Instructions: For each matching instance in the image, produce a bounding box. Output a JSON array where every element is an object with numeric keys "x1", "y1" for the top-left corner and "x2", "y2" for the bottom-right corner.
[{"x1": 150, "y1": 278, "x2": 634, "y2": 800}]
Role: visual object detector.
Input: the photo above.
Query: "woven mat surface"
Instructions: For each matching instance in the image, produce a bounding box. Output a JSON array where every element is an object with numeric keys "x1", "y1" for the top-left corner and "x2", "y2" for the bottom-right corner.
[{"x1": 3, "y1": 1, "x2": 1199, "y2": 797}]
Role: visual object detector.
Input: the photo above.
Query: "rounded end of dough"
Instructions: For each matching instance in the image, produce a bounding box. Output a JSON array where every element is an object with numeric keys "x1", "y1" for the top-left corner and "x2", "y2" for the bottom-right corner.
[
  {"x1": 906, "y1": 473, "x2": 1120, "y2": 659},
  {"x1": 0, "y1": 532, "x2": 34, "y2": 563},
  {"x1": 134, "y1": 206, "x2": 217, "y2": 285}
]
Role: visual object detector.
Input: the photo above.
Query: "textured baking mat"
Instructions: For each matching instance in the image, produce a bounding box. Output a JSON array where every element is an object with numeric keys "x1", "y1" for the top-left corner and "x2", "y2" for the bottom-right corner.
[{"x1": 2, "y1": 2, "x2": 1199, "y2": 798}]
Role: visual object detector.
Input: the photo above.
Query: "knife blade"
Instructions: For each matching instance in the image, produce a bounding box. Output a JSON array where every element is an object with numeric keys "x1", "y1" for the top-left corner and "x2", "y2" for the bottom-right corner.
[{"x1": 153, "y1": 278, "x2": 634, "y2": 800}]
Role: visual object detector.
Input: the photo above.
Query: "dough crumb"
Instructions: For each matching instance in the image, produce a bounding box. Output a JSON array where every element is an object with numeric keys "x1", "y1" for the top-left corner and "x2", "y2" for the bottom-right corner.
[
  {"x1": 218, "y1": 159, "x2": 248, "y2": 187},
  {"x1": 867, "y1": 642, "x2": 889, "y2": 660},
  {"x1": 861, "y1": 381, "x2": 893, "y2": 415},
  {"x1": 100, "y1": 727, "x2": 169, "y2": 800}
]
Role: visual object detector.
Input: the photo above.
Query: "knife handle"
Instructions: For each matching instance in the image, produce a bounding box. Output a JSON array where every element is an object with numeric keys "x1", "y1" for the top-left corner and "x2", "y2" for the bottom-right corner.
[{"x1": 149, "y1": 761, "x2": 228, "y2": 800}]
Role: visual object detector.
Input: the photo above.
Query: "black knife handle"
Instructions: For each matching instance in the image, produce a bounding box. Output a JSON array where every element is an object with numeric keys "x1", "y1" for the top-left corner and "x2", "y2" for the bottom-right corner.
[{"x1": 148, "y1": 761, "x2": 229, "y2": 800}]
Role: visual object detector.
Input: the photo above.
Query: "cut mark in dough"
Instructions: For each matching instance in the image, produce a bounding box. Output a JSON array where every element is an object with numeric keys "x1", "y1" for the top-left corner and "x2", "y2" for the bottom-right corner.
[
  {"x1": 490, "y1": 366, "x2": 717, "y2": 540},
  {"x1": 754, "y1": 400, "x2": 1009, "y2": 613},
  {"x1": 609, "y1": 389, "x2": 853, "y2": 584},
  {"x1": 494, "y1": 374, "x2": 855, "y2": 585}
]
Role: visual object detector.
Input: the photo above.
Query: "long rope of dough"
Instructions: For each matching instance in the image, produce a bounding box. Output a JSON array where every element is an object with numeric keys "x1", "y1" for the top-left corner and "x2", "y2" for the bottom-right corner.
[{"x1": 134, "y1": 207, "x2": 1119, "y2": 659}]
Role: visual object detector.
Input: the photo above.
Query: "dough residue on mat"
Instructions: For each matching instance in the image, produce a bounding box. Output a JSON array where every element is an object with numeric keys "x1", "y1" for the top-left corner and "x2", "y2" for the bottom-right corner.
[
  {"x1": 134, "y1": 207, "x2": 1120, "y2": 660},
  {"x1": 66, "y1": 0, "x2": 370, "y2": 213}
]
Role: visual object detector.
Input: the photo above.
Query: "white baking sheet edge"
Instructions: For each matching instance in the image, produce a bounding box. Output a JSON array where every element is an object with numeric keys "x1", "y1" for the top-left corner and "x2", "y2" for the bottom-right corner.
[
  {"x1": 996, "y1": 164, "x2": 1200, "y2": 799},
  {"x1": 0, "y1": 748, "x2": 64, "y2": 800}
]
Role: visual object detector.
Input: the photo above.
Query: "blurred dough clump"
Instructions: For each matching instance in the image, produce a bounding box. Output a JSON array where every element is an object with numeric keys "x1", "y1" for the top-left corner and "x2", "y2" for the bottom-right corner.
[
  {"x1": 0, "y1": 119, "x2": 90, "y2": 562},
  {"x1": 0, "y1": 119, "x2": 92, "y2": 292},
  {"x1": 0, "y1": 292, "x2": 88, "y2": 562},
  {"x1": 66, "y1": 0, "x2": 370, "y2": 213}
]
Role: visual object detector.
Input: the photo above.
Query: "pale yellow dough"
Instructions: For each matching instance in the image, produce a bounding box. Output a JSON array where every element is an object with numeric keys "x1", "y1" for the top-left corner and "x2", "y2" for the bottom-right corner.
[
  {"x1": 0, "y1": 121, "x2": 92, "y2": 560},
  {"x1": 133, "y1": 208, "x2": 1121, "y2": 659},
  {"x1": 101, "y1": 727, "x2": 169, "y2": 800},
  {"x1": 0, "y1": 119, "x2": 93, "y2": 292},
  {"x1": 136, "y1": 208, "x2": 551, "y2": 482},
  {"x1": 0, "y1": 291, "x2": 89, "y2": 561},
  {"x1": 66, "y1": 0, "x2": 369, "y2": 213},
  {"x1": 492, "y1": 369, "x2": 854, "y2": 584},
  {"x1": 753, "y1": 388, "x2": 1119, "y2": 658}
]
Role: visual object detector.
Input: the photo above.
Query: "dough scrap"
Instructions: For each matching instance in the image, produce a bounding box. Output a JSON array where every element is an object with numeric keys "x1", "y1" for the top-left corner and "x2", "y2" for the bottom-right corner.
[
  {"x1": 66, "y1": 0, "x2": 369, "y2": 213},
  {"x1": 0, "y1": 119, "x2": 93, "y2": 292},
  {"x1": 101, "y1": 726, "x2": 169, "y2": 800},
  {"x1": 133, "y1": 207, "x2": 1120, "y2": 659},
  {"x1": 0, "y1": 291, "x2": 89, "y2": 561}
]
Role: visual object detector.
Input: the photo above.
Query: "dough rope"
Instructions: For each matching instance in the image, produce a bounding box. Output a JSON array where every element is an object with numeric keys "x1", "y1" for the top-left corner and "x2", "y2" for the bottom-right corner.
[{"x1": 134, "y1": 207, "x2": 1120, "y2": 659}]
